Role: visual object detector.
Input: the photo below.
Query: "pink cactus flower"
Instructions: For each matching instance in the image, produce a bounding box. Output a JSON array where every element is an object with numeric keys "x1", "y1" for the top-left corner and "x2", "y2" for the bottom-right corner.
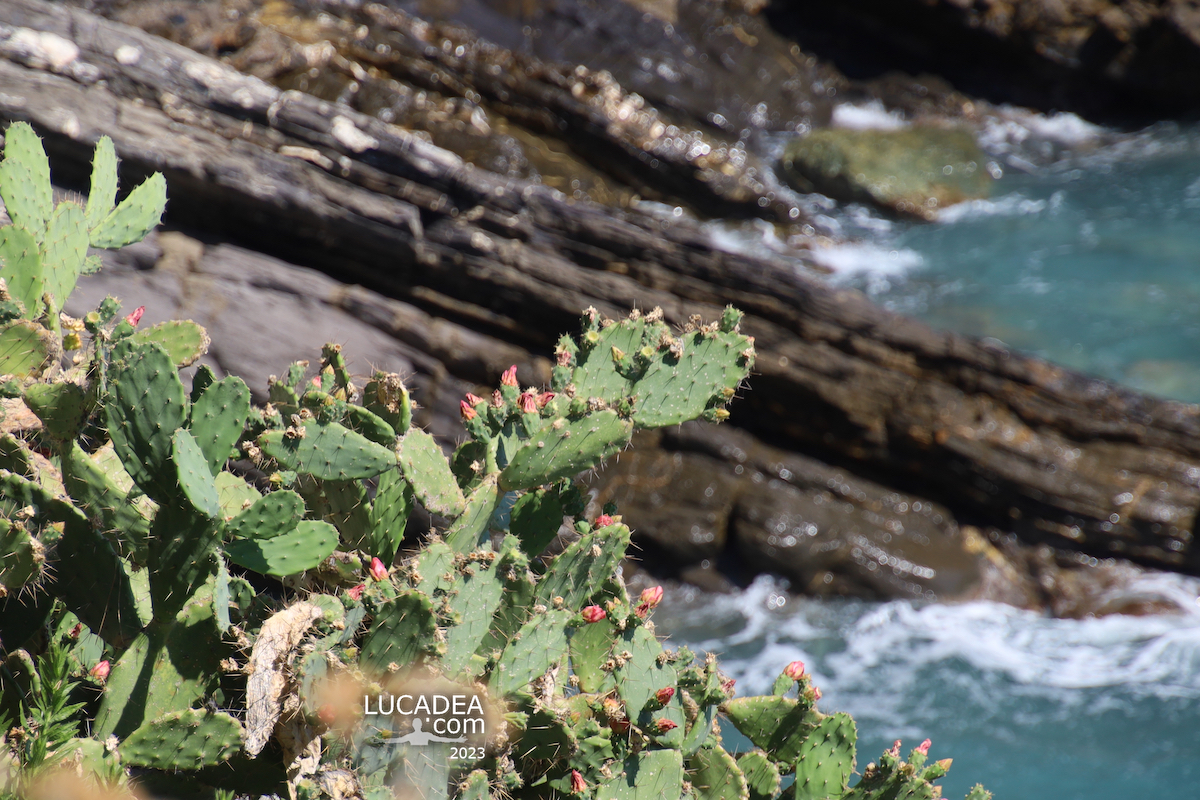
[
  {"x1": 655, "y1": 687, "x2": 675, "y2": 705},
  {"x1": 460, "y1": 400, "x2": 478, "y2": 421},
  {"x1": 347, "y1": 584, "x2": 366, "y2": 601},
  {"x1": 784, "y1": 660, "x2": 806, "y2": 680},
  {"x1": 917, "y1": 739, "x2": 932, "y2": 756},
  {"x1": 318, "y1": 704, "x2": 337, "y2": 725},
  {"x1": 464, "y1": 393, "x2": 484, "y2": 407},
  {"x1": 537, "y1": 391, "x2": 556, "y2": 408},
  {"x1": 90, "y1": 660, "x2": 111, "y2": 681},
  {"x1": 593, "y1": 514, "x2": 614, "y2": 527},
  {"x1": 369, "y1": 557, "x2": 388, "y2": 581},
  {"x1": 655, "y1": 718, "x2": 678, "y2": 733},
  {"x1": 518, "y1": 391, "x2": 538, "y2": 414},
  {"x1": 491, "y1": 390, "x2": 504, "y2": 408},
  {"x1": 501, "y1": 365, "x2": 519, "y2": 386},
  {"x1": 68, "y1": 623, "x2": 83, "y2": 640},
  {"x1": 556, "y1": 350, "x2": 573, "y2": 367},
  {"x1": 721, "y1": 677, "x2": 737, "y2": 695},
  {"x1": 570, "y1": 770, "x2": 587, "y2": 794},
  {"x1": 124, "y1": 306, "x2": 145, "y2": 327},
  {"x1": 581, "y1": 605, "x2": 607, "y2": 624},
  {"x1": 888, "y1": 740, "x2": 902, "y2": 758},
  {"x1": 635, "y1": 585, "x2": 664, "y2": 617}
]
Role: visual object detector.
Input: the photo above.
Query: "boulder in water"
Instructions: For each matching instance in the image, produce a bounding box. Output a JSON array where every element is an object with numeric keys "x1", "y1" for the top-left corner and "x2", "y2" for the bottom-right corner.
[{"x1": 781, "y1": 127, "x2": 992, "y2": 219}]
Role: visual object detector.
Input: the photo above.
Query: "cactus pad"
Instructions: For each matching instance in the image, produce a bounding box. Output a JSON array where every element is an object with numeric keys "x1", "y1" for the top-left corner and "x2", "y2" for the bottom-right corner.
[
  {"x1": 0, "y1": 519, "x2": 43, "y2": 592},
  {"x1": 0, "y1": 123, "x2": 52, "y2": 243},
  {"x1": 441, "y1": 550, "x2": 507, "y2": 677},
  {"x1": 509, "y1": 487, "x2": 565, "y2": 557},
  {"x1": 737, "y1": 752, "x2": 781, "y2": 800},
  {"x1": 794, "y1": 713, "x2": 855, "y2": 800},
  {"x1": 23, "y1": 381, "x2": 87, "y2": 440},
  {"x1": 0, "y1": 226, "x2": 42, "y2": 318},
  {"x1": 132, "y1": 320, "x2": 211, "y2": 367},
  {"x1": 360, "y1": 590, "x2": 440, "y2": 673},
  {"x1": 398, "y1": 428, "x2": 466, "y2": 517},
  {"x1": 534, "y1": 523, "x2": 631, "y2": 611},
  {"x1": 172, "y1": 428, "x2": 221, "y2": 519},
  {"x1": 225, "y1": 490, "x2": 306, "y2": 539},
  {"x1": 499, "y1": 410, "x2": 632, "y2": 492},
  {"x1": 0, "y1": 320, "x2": 56, "y2": 378},
  {"x1": 225, "y1": 520, "x2": 337, "y2": 576},
  {"x1": 259, "y1": 418, "x2": 397, "y2": 481},
  {"x1": 85, "y1": 135, "x2": 119, "y2": 230},
  {"x1": 188, "y1": 375, "x2": 251, "y2": 475},
  {"x1": 89, "y1": 171, "x2": 168, "y2": 249},
  {"x1": 367, "y1": 467, "x2": 414, "y2": 562},
  {"x1": 596, "y1": 749, "x2": 685, "y2": 800},
  {"x1": 41, "y1": 202, "x2": 89, "y2": 307},
  {"x1": 491, "y1": 608, "x2": 572, "y2": 696},
  {"x1": 724, "y1": 696, "x2": 821, "y2": 764},
  {"x1": 105, "y1": 341, "x2": 189, "y2": 502},
  {"x1": 119, "y1": 709, "x2": 243, "y2": 769},
  {"x1": 689, "y1": 746, "x2": 749, "y2": 800},
  {"x1": 444, "y1": 475, "x2": 499, "y2": 553}
]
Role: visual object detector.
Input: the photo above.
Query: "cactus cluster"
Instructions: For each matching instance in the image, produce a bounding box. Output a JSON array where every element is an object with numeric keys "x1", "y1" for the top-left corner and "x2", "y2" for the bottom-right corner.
[{"x1": 0, "y1": 122, "x2": 989, "y2": 800}]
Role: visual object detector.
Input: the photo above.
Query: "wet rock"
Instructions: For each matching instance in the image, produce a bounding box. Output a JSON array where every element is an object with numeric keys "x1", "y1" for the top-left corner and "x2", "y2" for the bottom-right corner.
[{"x1": 781, "y1": 127, "x2": 992, "y2": 219}]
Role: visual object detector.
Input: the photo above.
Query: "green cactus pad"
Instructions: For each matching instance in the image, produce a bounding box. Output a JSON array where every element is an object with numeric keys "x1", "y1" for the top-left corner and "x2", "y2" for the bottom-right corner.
[
  {"x1": 515, "y1": 709, "x2": 577, "y2": 762},
  {"x1": 148, "y1": 500, "x2": 222, "y2": 620},
  {"x1": 172, "y1": 428, "x2": 220, "y2": 519},
  {"x1": 188, "y1": 375, "x2": 251, "y2": 475},
  {"x1": 441, "y1": 553, "x2": 507, "y2": 677},
  {"x1": 596, "y1": 749, "x2": 685, "y2": 800},
  {"x1": 509, "y1": 487, "x2": 565, "y2": 557},
  {"x1": 491, "y1": 608, "x2": 572, "y2": 696},
  {"x1": 49, "y1": 513, "x2": 147, "y2": 648},
  {"x1": 690, "y1": 746, "x2": 749, "y2": 800},
  {"x1": 216, "y1": 471, "x2": 261, "y2": 518},
  {"x1": 570, "y1": 317, "x2": 647, "y2": 402},
  {"x1": 225, "y1": 519, "x2": 337, "y2": 576},
  {"x1": 738, "y1": 752, "x2": 782, "y2": 800},
  {"x1": 498, "y1": 410, "x2": 633, "y2": 492},
  {"x1": 360, "y1": 590, "x2": 440, "y2": 673},
  {"x1": 794, "y1": 713, "x2": 855, "y2": 800},
  {"x1": 616, "y1": 626, "x2": 684, "y2": 746},
  {"x1": 131, "y1": 320, "x2": 211, "y2": 368},
  {"x1": 458, "y1": 770, "x2": 491, "y2": 800},
  {"x1": 225, "y1": 490, "x2": 305, "y2": 539},
  {"x1": 632, "y1": 328, "x2": 752, "y2": 428},
  {"x1": 342, "y1": 402, "x2": 397, "y2": 447},
  {"x1": 0, "y1": 225, "x2": 42, "y2": 318},
  {"x1": 62, "y1": 442, "x2": 153, "y2": 562},
  {"x1": 41, "y1": 202, "x2": 89, "y2": 307},
  {"x1": 85, "y1": 136, "x2": 119, "y2": 230},
  {"x1": 214, "y1": 552, "x2": 232, "y2": 633},
  {"x1": 534, "y1": 523, "x2": 631, "y2": 611},
  {"x1": 0, "y1": 320, "x2": 56, "y2": 378},
  {"x1": 23, "y1": 381, "x2": 87, "y2": 440},
  {"x1": 89, "y1": 171, "x2": 167, "y2": 249},
  {"x1": 363, "y1": 372, "x2": 413, "y2": 434},
  {"x1": 724, "y1": 696, "x2": 822, "y2": 764},
  {"x1": 412, "y1": 540, "x2": 456, "y2": 595},
  {"x1": 105, "y1": 341, "x2": 189, "y2": 502},
  {"x1": 444, "y1": 475, "x2": 499, "y2": 553},
  {"x1": 474, "y1": 551, "x2": 535, "y2": 658},
  {"x1": 0, "y1": 123, "x2": 52, "y2": 243},
  {"x1": 0, "y1": 519, "x2": 43, "y2": 591},
  {"x1": 119, "y1": 709, "x2": 243, "y2": 769},
  {"x1": 963, "y1": 786, "x2": 993, "y2": 800},
  {"x1": 259, "y1": 418, "x2": 397, "y2": 481},
  {"x1": 367, "y1": 467, "x2": 414, "y2": 563},
  {"x1": 398, "y1": 428, "x2": 466, "y2": 517},
  {"x1": 569, "y1": 615, "x2": 615, "y2": 693}
]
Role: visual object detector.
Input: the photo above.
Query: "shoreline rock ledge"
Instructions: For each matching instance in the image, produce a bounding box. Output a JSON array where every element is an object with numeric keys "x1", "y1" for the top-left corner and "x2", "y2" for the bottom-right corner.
[{"x1": 2, "y1": 0, "x2": 1199, "y2": 616}]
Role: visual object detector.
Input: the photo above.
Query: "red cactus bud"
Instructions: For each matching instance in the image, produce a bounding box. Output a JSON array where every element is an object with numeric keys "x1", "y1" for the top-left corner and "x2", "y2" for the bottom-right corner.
[
  {"x1": 581, "y1": 605, "x2": 607, "y2": 623},
  {"x1": 594, "y1": 514, "x2": 614, "y2": 527},
  {"x1": 347, "y1": 583, "x2": 365, "y2": 601},
  {"x1": 501, "y1": 365, "x2": 519, "y2": 386},
  {"x1": 318, "y1": 704, "x2": 337, "y2": 725},
  {"x1": 90, "y1": 660, "x2": 111, "y2": 681},
  {"x1": 491, "y1": 390, "x2": 504, "y2": 408},
  {"x1": 464, "y1": 393, "x2": 484, "y2": 406},
  {"x1": 537, "y1": 391, "x2": 556, "y2": 408},
  {"x1": 639, "y1": 586, "x2": 664, "y2": 607},
  {"x1": 68, "y1": 622, "x2": 83, "y2": 640},
  {"x1": 570, "y1": 770, "x2": 587, "y2": 794},
  {"x1": 784, "y1": 660, "x2": 806, "y2": 680},
  {"x1": 655, "y1": 718, "x2": 678, "y2": 733},
  {"x1": 557, "y1": 350, "x2": 573, "y2": 367},
  {"x1": 888, "y1": 740, "x2": 901, "y2": 758},
  {"x1": 369, "y1": 557, "x2": 388, "y2": 581},
  {"x1": 312, "y1": 377, "x2": 322, "y2": 388},
  {"x1": 655, "y1": 687, "x2": 675, "y2": 705},
  {"x1": 460, "y1": 400, "x2": 478, "y2": 420},
  {"x1": 518, "y1": 391, "x2": 537, "y2": 414},
  {"x1": 807, "y1": 685, "x2": 822, "y2": 702},
  {"x1": 721, "y1": 677, "x2": 737, "y2": 695},
  {"x1": 124, "y1": 306, "x2": 145, "y2": 327},
  {"x1": 917, "y1": 738, "x2": 931, "y2": 756},
  {"x1": 609, "y1": 718, "x2": 630, "y2": 734}
]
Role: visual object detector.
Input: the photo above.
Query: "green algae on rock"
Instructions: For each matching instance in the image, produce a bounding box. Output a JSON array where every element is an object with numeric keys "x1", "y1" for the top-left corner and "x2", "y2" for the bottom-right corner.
[{"x1": 782, "y1": 127, "x2": 992, "y2": 219}]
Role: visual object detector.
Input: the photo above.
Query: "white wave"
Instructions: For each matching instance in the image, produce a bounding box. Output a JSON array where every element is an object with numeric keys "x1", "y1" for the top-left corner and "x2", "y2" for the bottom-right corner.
[
  {"x1": 934, "y1": 192, "x2": 1050, "y2": 223},
  {"x1": 832, "y1": 101, "x2": 908, "y2": 131},
  {"x1": 980, "y1": 107, "x2": 1105, "y2": 152},
  {"x1": 807, "y1": 242, "x2": 924, "y2": 277}
]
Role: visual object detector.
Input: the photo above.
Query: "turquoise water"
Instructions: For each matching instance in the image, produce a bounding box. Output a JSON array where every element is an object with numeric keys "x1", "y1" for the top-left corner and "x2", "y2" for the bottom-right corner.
[
  {"x1": 655, "y1": 576, "x2": 1200, "y2": 800},
  {"x1": 852, "y1": 126, "x2": 1200, "y2": 402}
]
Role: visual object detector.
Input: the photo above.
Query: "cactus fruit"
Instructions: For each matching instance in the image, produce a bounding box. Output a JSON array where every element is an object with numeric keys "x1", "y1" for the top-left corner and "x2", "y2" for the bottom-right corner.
[
  {"x1": 118, "y1": 709, "x2": 243, "y2": 769},
  {"x1": 793, "y1": 713, "x2": 856, "y2": 800},
  {"x1": 224, "y1": 519, "x2": 338, "y2": 576},
  {"x1": 131, "y1": 319, "x2": 211, "y2": 367},
  {"x1": 259, "y1": 418, "x2": 397, "y2": 481},
  {"x1": 0, "y1": 319, "x2": 57, "y2": 378},
  {"x1": 399, "y1": 428, "x2": 467, "y2": 517}
]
